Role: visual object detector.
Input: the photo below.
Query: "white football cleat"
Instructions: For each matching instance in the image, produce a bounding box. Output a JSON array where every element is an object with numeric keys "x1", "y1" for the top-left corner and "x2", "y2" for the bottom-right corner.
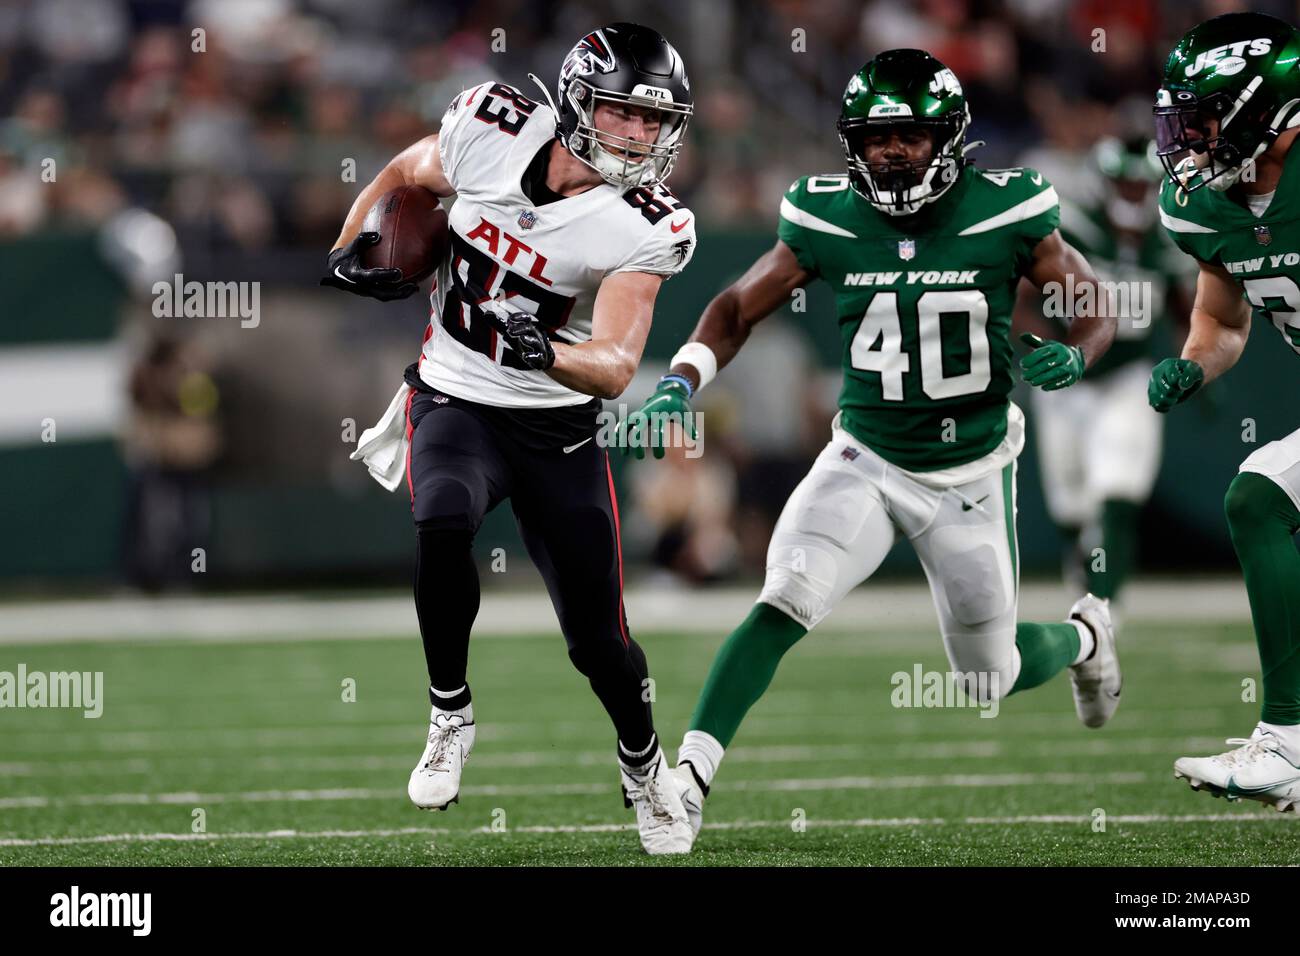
[
  {"x1": 1067, "y1": 593, "x2": 1121, "y2": 728},
  {"x1": 408, "y1": 707, "x2": 475, "y2": 811},
  {"x1": 1174, "y1": 727, "x2": 1300, "y2": 812},
  {"x1": 672, "y1": 762, "x2": 708, "y2": 839},
  {"x1": 620, "y1": 751, "x2": 694, "y2": 855}
]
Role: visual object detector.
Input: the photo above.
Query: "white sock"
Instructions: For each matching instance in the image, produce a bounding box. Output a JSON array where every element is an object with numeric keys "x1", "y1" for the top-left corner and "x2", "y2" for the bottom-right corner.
[
  {"x1": 677, "y1": 730, "x2": 725, "y2": 787},
  {"x1": 430, "y1": 686, "x2": 472, "y2": 723},
  {"x1": 1071, "y1": 620, "x2": 1095, "y2": 666},
  {"x1": 618, "y1": 734, "x2": 659, "y2": 768},
  {"x1": 1258, "y1": 721, "x2": 1300, "y2": 764}
]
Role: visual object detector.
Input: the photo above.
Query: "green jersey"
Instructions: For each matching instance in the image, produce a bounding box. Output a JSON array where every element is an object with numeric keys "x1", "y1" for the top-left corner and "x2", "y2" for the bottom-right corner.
[
  {"x1": 1158, "y1": 142, "x2": 1300, "y2": 358},
  {"x1": 1056, "y1": 198, "x2": 1189, "y2": 378},
  {"x1": 779, "y1": 163, "x2": 1059, "y2": 471}
]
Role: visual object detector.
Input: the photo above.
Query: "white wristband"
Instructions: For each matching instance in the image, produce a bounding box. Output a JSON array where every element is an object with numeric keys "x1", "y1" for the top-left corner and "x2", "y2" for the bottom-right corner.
[{"x1": 669, "y1": 342, "x2": 718, "y2": 390}]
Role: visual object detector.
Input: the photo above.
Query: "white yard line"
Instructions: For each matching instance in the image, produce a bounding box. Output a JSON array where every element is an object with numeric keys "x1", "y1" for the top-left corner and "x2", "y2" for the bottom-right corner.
[
  {"x1": 0, "y1": 579, "x2": 1251, "y2": 644},
  {"x1": 0, "y1": 704, "x2": 1247, "y2": 756},
  {"x1": 0, "y1": 813, "x2": 1288, "y2": 849},
  {"x1": 0, "y1": 771, "x2": 1155, "y2": 811},
  {"x1": 0, "y1": 737, "x2": 1231, "y2": 777},
  {"x1": 725, "y1": 771, "x2": 1151, "y2": 791}
]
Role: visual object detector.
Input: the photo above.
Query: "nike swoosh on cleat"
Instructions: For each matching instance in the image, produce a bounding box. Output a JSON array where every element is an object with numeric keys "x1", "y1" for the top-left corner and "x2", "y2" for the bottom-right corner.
[{"x1": 1225, "y1": 774, "x2": 1300, "y2": 795}]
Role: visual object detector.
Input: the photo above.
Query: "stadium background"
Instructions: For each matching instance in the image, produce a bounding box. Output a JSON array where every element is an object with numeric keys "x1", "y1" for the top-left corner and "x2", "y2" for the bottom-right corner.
[
  {"x1": 5, "y1": 0, "x2": 1300, "y2": 872},
  {"x1": 4, "y1": 0, "x2": 1299, "y2": 593}
]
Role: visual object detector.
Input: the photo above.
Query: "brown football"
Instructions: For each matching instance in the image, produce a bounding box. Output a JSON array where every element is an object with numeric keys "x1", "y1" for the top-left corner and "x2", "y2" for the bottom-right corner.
[{"x1": 358, "y1": 185, "x2": 448, "y2": 282}]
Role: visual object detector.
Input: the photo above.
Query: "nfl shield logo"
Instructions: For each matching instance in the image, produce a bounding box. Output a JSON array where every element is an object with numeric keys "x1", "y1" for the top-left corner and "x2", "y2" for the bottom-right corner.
[
  {"x1": 1255, "y1": 224, "x2": 1272, "y2": 246},
  {"x1": 518, "y1": 209, "x2": 538, "y2": 230},
  {"x1": 898, "y1": 239, "x2": 916, "y2": 261}
]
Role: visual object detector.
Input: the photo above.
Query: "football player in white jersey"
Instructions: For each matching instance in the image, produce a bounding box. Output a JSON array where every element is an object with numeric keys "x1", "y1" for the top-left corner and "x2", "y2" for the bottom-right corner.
[{"x1": 322, "y1": 23, "x2": 698, "y2": 854}]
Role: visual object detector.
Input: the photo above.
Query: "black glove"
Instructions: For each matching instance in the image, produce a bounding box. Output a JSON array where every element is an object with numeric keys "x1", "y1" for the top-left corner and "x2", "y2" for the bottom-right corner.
[
  {"x1": 485, "y1": 301, "x2": 555, "y2": 370},
  {"x1": 319, "y1": 232, "x2": 418, "y2": 301}
]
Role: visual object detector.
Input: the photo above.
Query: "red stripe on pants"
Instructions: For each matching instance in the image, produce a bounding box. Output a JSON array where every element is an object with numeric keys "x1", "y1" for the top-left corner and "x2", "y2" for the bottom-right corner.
[
  {"x1": 603, "y1": 452, "x2": 630, "y2": 647},
  {"x1": 404, "y1": 387, "x2": 416, "y2": 509}
]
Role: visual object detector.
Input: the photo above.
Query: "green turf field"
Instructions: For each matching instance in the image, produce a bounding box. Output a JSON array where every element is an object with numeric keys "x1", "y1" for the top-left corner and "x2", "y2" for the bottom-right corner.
[{"x1": 1, "y1": 615, "x2": 1297, "y2": 866}]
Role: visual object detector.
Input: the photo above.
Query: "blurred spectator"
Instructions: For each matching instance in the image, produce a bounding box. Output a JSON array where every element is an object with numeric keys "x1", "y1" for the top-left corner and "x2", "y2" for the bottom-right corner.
[
  {"x1": 627, "y1": 426, "x2": 740, "y2": 585},
  {"x1": 120, "y1": 333, "x2": 222, "y2": 591},
  {"x1": 708, "y1": 316, "x2": 830, "y2": 571}
]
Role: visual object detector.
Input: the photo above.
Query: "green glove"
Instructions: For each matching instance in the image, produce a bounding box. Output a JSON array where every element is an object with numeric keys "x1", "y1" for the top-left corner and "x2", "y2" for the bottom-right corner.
[
  {"x1": 1147, "y1": 357, "x2": 1204, "y2": 413},
  {"x1": 617, "y1": 375, "x2": 695, "y2": 460},
  {"x1": 1019, "y1": 333, "x2": 1085, "y2": 391}
]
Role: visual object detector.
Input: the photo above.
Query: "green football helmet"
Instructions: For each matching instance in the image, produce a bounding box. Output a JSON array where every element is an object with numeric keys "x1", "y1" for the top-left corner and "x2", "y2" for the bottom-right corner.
[
  {"x1": 1093, "y1": 135, "x2": 1162, "y2": 231},
  {"x1": 836, "y1": 49, "x2": 971, "y2": 216},
  {"x1": 1154, "y1": 12, "x2": 1300, "y2": 193}
]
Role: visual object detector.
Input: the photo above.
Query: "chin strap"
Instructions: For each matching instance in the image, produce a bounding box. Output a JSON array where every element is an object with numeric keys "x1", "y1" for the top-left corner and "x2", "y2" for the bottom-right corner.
[{"x1": 527, "y1": 72, "x2": 562, "y2": 127}]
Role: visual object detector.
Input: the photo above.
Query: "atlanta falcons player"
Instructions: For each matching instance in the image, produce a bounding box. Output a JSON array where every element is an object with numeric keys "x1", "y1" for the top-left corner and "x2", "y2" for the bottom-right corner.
[{"x1": 322, "y1": 24, "x2": 697, "y2": 854}]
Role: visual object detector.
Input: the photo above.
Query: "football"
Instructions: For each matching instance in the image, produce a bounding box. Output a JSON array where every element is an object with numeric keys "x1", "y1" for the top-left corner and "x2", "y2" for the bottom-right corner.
[{"x1": 359, "y1": 184, "x2": 448, "y2": 282}]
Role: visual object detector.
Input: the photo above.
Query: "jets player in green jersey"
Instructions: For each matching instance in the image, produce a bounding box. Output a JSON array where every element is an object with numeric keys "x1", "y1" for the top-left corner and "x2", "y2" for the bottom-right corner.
[
  {"x1": 1150, "y1": 11, "x2": 1300, "y2": 812},
  {"x1": 619, "y1": 49, "x2": 1119, "y2": 845},
  {"x1": 1015, "y1": 137, "x2": 1193, "y2": 609}
]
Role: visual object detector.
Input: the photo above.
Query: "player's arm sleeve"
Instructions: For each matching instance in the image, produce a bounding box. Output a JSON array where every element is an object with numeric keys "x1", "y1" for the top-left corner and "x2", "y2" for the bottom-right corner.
[
  {"x1": 776, "y1": 178, "x2": 821, "y2": 277},
  {"x1": 436, "y1": 81, "x2": 496, "y2": 195},
  {"x1": 1011, "y1": 169, "x2": 1061, "y2": 275},
  {"x1": 607, "y1": 215, "x2": 698, "y2": 279}
]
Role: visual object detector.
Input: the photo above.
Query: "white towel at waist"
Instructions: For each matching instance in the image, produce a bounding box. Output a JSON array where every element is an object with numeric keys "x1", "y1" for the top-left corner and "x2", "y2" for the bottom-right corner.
[{"x1": 349, "y1": 383, "x2": 413, "y2": 492}]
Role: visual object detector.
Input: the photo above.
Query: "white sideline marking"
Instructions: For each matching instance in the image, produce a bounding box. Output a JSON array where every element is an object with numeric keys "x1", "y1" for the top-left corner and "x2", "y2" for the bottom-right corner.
[
  {"x1": 726, "y1": 771, "x2": 1151, "y2": 791},
  {"x1": 0, "y1": 827, "x2": 449, "y2": 848},
  {"x1": 0, "y1": 579, "x2": 1251, "y2": 644},
  {"x1": 0, "y1": 737, "x2": 1230, "y2": 777},
  {"x1": 0, "y1": 771, "x2": 1152, "y2": 811},
  {"x1": 0, "y1": 813, "x2": 1288, "y2": 849},
  {"x1": 1, "y1": 707, "x2": 1246, "y2": 757}
]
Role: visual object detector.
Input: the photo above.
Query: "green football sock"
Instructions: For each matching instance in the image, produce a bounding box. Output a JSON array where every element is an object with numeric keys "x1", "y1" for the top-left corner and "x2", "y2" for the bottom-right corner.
[
  {"x1": 1089, "y1": 499, "x2": 1140, "y2": 601},
  {"x1": 689, "y1": 601, "x2": 807, "y2": 747},
  {"x1": 1009, "y1": 621, "x2": 1082, "y2": 694},
  {"x1": 1225, "y1": 472, "x2": 1300, "y2": 726}
]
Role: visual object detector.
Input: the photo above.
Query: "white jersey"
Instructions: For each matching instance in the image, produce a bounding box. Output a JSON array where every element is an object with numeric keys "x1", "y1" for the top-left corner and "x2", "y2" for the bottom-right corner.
[{"x1": 417, "y1": 81, "x2": 697, "y2": 408}]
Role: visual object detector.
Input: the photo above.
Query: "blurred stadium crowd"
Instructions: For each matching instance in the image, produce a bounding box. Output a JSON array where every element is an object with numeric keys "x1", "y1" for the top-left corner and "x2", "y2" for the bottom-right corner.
[
  {"x1": 2, "y1": 0, "x2": 1277, "y2": 242},
  {"x1": 2, "y1": 0, "x2": 1289, "y2": 590}
]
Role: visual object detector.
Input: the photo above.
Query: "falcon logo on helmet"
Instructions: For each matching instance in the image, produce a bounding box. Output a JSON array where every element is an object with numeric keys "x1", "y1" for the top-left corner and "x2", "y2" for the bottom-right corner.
[
  {"x1": 532, "y1": 23, "x2": 693, "y2": 189},
  {"x1": 836, "y1": 49, "x2": 974, "y2": 217},
  {"x1": 1154, "y1": 13, "x2": 1300, "y2": 194},
  {"x1": 560, "y1": 29, "x2": 617, "y2": 83}
]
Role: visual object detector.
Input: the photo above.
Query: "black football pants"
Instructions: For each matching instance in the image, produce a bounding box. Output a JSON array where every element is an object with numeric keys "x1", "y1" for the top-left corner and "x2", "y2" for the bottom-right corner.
[{"x1": 405, "y1": 390, "x2": 655, "y2": 754}]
